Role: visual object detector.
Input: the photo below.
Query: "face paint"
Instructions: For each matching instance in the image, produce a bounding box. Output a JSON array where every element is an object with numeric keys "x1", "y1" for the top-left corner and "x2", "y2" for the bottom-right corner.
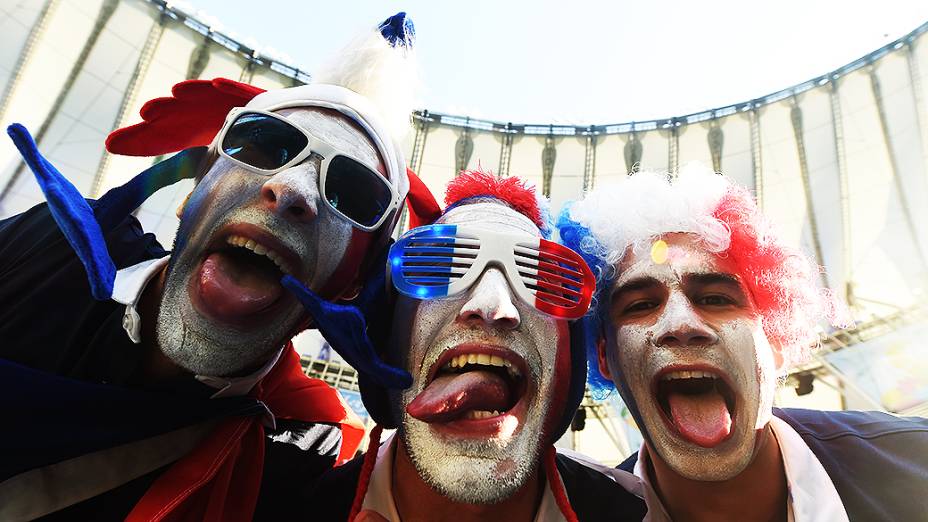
[
  {"x1": 388, "y1": 202, "x2": 571, "y2": 503},
  {"x1": 601, "y1": 233, "x2": 778, "y2": 481},
  {"x1": 158, "y1": 107, "x2": 386, "y2": 376}
]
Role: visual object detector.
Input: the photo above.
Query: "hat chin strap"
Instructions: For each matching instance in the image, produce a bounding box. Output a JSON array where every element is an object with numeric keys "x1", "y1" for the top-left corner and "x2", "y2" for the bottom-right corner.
[{"x1": 7, "y1": 123, "x2": 205, "y2": 300}]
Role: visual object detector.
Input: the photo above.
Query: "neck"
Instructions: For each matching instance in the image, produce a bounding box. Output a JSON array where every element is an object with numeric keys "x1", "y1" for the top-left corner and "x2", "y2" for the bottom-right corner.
[
  {"x1": 648, "y1": 425, "x2": 788, "y2": 522},
  {"x1": 134, "y1": 265, "x2": 281, "y2": 385},
  {"x1": 391, "y1": 439, "x2": 544, "y2": 522}
]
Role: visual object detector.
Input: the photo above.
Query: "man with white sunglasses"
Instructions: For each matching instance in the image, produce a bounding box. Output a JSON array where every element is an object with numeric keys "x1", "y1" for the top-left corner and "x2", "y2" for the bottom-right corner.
[
  {"x1": 310, "y1": 170, "x2": 647, "y2": 521},
  {"x1": 0, "y1": 12, "x2": 430, "y2": 522}
]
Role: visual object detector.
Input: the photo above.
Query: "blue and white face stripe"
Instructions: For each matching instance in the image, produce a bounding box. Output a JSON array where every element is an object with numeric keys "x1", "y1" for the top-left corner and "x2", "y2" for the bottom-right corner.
[{"x1": 391, "y1": 224, "x2": 465, "y2": 299}]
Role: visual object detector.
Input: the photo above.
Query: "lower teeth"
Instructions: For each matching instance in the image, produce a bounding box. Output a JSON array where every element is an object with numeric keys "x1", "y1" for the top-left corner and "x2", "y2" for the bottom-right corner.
[{"x1": 465, "y1": 410, "x2": 500, "y2": 420}]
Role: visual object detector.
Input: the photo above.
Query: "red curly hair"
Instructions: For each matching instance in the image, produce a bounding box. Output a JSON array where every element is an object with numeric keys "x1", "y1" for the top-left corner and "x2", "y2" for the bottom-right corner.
[
  {"x1": 444, "y1": 169, "x2": 544, "y2": 228},
  {"x1": 711, "y1": 185, "x2": 846, "y2": 362}
]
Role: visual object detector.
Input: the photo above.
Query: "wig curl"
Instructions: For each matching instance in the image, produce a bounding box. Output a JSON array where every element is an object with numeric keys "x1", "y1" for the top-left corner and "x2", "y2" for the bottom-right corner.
[
  {"x1": 557, "y1": 164, "x2": 845, "y2": 394},
  {"x1": 444, "y1": 169, "x2": 552, "y2": 238}
]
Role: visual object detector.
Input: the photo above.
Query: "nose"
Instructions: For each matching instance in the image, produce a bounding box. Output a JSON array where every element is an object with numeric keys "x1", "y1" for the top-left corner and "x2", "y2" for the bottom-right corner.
[
  {"x1": 456, "y1": 268, "x2": 521, "y2": 330},
  {"x1": 652, "y1": 291, "x2": 719, "y2": 348},
  {"x1": 260, "y1": 163, "x2": 319, "y2": 223}
]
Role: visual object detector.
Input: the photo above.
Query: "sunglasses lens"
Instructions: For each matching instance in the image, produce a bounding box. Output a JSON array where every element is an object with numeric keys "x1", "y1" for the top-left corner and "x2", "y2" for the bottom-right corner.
[
  {"x1": 325, "y1": 155, "x2": 393, "y2": 227},
  {"x1": 222, "y1": 113, "x2": 308, "y2": 170}
]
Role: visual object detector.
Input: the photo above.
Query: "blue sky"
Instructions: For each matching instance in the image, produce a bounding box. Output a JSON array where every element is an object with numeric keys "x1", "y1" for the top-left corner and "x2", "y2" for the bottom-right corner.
[{"x1": 180, "y1": 0, "x2": 928, "y2": 125}]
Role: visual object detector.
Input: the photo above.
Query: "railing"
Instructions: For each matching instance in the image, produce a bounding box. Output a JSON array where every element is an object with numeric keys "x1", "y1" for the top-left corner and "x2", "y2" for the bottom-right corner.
[
  {"x1": 412, "y1": 20, "x2": 928, "y2": 136},
  {"x1": 300, "y1": 356, "x2": 360, "y2": 392}
]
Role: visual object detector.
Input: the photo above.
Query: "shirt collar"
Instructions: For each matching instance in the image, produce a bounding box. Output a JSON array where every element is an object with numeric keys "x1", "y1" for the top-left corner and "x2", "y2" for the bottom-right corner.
[
  {"x1": 769, "y1": 416, "x2": 849, "y2": 522},
  {"x1": 112, "y1": 256, "x2": 169, "y2": 344},
  {"x1": 112, "y1": 257, "x2": 284, "y2": 401},
  {"x1": 633, "y1": 419, "x2": 849, "y2": 522},
  {"x1": 361, "y1": 434, "x2": 569, "y2": 521}
]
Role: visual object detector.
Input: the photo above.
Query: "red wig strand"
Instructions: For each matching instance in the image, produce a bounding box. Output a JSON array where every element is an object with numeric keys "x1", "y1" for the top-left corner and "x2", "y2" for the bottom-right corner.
[
  {"x1": 444, "y1": 169, "x2": 543, "y2": 228},
  {"x1": 711, "y1": 185, "x2": 840, "y2": 362}
]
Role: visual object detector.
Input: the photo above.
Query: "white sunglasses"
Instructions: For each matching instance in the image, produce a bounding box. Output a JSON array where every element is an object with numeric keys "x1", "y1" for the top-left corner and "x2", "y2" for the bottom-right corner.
[{"x1": 216, "y1": 108, "x2": 400, "y2": 231}]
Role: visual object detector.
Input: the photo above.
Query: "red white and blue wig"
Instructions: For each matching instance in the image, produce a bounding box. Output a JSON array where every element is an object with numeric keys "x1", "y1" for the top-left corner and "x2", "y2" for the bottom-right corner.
[{"x1": 557, "y1": 165, "x2": 848, "y2": 396}]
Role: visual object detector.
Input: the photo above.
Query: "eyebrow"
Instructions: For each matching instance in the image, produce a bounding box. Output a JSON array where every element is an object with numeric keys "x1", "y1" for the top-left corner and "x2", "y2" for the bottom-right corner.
[
  {"x1": 612, "y1": 276, "x2": 661, "y2": 296},
  {"x1": 684, "y1": 272, "x2": 744, "y2": 289}
]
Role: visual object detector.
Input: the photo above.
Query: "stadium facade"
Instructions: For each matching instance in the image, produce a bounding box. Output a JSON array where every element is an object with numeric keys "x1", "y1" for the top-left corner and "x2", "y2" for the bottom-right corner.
[{"x1": 2, "y1": 0, "x2": 927, "y2": 458}]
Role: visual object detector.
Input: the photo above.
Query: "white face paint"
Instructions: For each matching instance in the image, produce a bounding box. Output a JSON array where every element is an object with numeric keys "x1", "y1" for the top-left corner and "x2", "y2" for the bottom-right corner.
[
  {"x1": 600, "y1": 233, "x2": 778, "y2": 481},
  {"x1": 388, "y1": 202, "x2": 571, "y2": 503},
  {"x1": 158, "y1": 107, "x2": 386, "y2": 376}
]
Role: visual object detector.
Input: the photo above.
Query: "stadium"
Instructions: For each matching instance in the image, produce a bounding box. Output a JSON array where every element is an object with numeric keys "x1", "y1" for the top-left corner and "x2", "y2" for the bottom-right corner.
[{"x1": 2, "y1": 0, "x2": 926, "y2": 463}]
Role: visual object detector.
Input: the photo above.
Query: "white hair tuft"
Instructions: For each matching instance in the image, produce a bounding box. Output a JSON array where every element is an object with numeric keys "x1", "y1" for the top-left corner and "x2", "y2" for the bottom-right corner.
[{"x1": 569, "y1": 163, "x2": 729, "y2": 258}]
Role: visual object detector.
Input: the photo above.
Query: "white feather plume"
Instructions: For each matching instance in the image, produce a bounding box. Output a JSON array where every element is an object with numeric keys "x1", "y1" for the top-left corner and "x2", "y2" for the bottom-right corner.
[{"x1": 313, "y1": 25, "x2": 420, "y2": 140}]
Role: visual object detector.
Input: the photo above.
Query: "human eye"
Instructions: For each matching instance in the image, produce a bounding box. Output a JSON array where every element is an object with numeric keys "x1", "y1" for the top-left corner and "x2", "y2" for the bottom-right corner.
[
  {"x1": 695, "y1": 293, "x2": 737, "y2": 307},
  {"x1": 617, "y1": 299, "x2": 660, "y2": 318}
]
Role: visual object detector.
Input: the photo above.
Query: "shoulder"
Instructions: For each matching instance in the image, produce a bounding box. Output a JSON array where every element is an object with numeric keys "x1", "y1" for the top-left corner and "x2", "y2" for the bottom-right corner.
[
  {"x1": 555, "y1": 451, "x2": 647, "y2": 521},
  {"x1": 293, "y1": 454, "x2": 363, "y2": 521},
  {"x1": 774, "y1": 408, "x2": 928, "y2": 520},
  {"x1": 774, "y1": 407, "x2": 928, "y2": 441},
  {"x1": 773, "y1": 407, "x2": 928, "y2": 471},
  {"x1": 256, "y1": 421, "x2": 350, "y2": 520}
]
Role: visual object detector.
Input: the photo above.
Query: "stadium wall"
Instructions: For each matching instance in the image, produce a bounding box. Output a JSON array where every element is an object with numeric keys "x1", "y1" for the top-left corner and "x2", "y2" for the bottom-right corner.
[{"x1": 1, "y1": 0, "x2": 926, "y2": 323}]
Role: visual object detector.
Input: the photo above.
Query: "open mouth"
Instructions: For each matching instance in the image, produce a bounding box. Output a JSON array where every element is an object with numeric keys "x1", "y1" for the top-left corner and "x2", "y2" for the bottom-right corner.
[
  {"x1": 406, "y1": 345, "x2": 529, "y2": 436},
  {"x1": 190, "y1": 223, "x2": 303, "y2": 327},
  {"x1": 654, "y1": 368, "x2": 737, "y2": 448}
]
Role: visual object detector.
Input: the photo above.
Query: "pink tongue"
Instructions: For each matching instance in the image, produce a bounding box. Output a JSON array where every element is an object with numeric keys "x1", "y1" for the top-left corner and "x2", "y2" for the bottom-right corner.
[
  {"x1": 406, "y1": 370, "x2": 511, "y2": 423},
  {"x1": 667, "y1": 390, "x2": 732, "y2": 448},
  {"x1": 196, "y1": 251, "x2": 282, "y2": 322}
]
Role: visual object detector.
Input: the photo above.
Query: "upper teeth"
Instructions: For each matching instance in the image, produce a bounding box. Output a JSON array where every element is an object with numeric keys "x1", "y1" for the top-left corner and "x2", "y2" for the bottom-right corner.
[
  {"x1": 226, "y1": 235, "x2": 291, "y2": 275},
  {"x1": 661, "y1": 370, "x2": 718, "y2": 380},
  {"x1": 442, "y1": 353, "x2": 521, "y2": 378}
]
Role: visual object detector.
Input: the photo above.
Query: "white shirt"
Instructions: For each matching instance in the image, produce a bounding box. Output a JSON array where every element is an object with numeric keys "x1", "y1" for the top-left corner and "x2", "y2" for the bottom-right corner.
[
  {"x1": 632, "y1": 416, "x2": 850, "y2": 522},
  {"x1": 111, "y1": 257, "x2": 284, "y2": 403},
  {"x1": 360, "y1": 435, "x2": 580, "y2": 522}
]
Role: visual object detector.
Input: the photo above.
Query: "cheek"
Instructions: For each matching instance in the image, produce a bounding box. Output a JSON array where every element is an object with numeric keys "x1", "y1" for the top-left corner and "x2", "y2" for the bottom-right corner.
[
  {"x1": 719, "y1": 320, "x2": 765, "y2": 373},
  {"x1": 316, "y1": 227, "x2": 371, "y2": 298},
  {"x1": 175, "y1": 171, "x2": 250, "y2": 250},
  {"x1": 613, "y1": 325, "x2": 649, "y2": 375},
  {"x1": 398, "y1": 298, "x2": 456, "y2": 374}
]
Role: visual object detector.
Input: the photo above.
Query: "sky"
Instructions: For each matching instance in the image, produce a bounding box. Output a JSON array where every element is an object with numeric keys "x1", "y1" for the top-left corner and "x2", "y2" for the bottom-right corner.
[{"x1": 179, "y1": 0, "x2": 928, "y2": 125}]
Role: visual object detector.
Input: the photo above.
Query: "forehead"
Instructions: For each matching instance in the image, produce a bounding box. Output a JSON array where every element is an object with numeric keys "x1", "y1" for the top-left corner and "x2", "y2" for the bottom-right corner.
[
  {"x1": 437, "y1": 201, "x2": 540, "y2": 237},
  {"x1": 275, "y1": 107, "x2": 386, "y2": 175},
  {"x1": 613, "y1": 233, "x2": 740, "y2": 289}
]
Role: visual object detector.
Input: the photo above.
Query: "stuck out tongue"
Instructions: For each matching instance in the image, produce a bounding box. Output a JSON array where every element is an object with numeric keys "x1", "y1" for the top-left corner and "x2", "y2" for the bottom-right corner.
[
  {"x1": 196, "y1": 251, "x2": 282, "y2": 323},
  {"x1": 668, "y1": 389, "x2": 732, "y2": 448},
  {"x1": 406, "y1": 370, "x2": 511, "y2": 423}
]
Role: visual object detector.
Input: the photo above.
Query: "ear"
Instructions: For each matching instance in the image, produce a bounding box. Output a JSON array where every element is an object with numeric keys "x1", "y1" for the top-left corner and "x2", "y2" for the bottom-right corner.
[
  {"x1": 596, "y1": 336, "x2": 614, "y2": 381},
  {"x1": 176, "y1": 191, "x2": 192, "y2": 218},
  {"x1": 337, "y1": 283, "x2": 363, "y2": 303}
]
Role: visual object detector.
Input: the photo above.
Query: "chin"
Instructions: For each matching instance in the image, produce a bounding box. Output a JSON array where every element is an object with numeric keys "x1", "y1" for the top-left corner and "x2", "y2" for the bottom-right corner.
[
  {"x1": 403, "y1": 425, "x2": 541, "y2": 504},
  {"x1": 155, "y1": 284, "x2": 293, "y2": 377},
  {"x1": 641, "y1": 390, "x2": 766, "y2": 482}
]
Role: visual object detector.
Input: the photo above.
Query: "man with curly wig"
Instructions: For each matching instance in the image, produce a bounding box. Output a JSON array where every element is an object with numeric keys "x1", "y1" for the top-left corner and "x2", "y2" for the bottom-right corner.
[{"x1": 558, "y1": 165, "x2": 928, "y2": 521}]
